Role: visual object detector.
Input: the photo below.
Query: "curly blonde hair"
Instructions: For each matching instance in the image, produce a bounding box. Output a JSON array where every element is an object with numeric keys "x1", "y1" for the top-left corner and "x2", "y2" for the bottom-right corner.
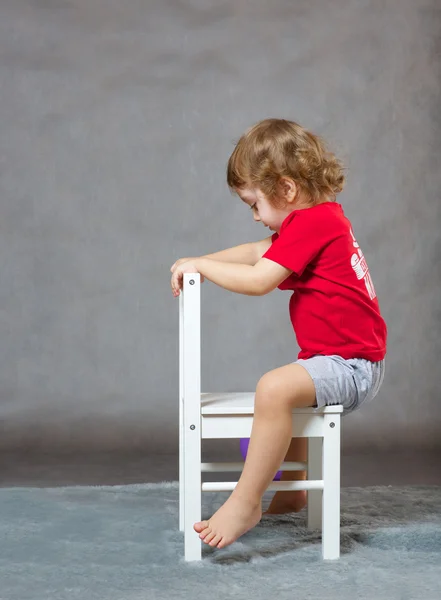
[{"x1": 227, "y1": 119, "x2": 345, "y2": 207}]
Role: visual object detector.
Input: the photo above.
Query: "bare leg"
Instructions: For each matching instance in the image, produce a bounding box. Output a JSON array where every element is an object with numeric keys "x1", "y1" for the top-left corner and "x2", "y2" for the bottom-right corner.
[
  {"x1": 264, "y1": 438, "x2": 308, "y2": 515},
  {"x1": 193, "y1": 364, "x2": 315, "y2": 549}
]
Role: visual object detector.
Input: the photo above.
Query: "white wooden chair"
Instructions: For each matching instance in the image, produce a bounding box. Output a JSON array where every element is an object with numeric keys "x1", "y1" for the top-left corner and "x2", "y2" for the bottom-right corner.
[{"x1": 179, "y1": 273, "x2": 342, "y2": 562}]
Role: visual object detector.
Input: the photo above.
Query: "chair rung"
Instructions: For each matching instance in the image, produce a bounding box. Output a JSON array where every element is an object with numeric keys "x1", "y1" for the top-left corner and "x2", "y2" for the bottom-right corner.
[
  {"x1": 202, "y1": 480, "x2": 324, "y2": 492},
  {"x1": 201, "y1": 461, "x2": 307, "y2": 472}
]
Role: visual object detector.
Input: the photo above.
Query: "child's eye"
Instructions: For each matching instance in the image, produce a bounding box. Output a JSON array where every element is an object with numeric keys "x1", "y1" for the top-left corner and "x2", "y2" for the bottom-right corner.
[{"x1": 250, "y1": 204, "x2": 256, "y2": 211}]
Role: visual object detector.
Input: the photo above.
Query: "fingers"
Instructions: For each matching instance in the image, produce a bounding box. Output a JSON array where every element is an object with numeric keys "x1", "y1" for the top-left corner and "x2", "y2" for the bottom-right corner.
[
  {"x1": 170, "y1": 268, "x2": 204, "y2": 294},
  {"x1": 170, "y1": 258, "x2": 203, "y2": 296},
  {"x1": 171, "y1": 271, "x2": 182, "y2": 297}
]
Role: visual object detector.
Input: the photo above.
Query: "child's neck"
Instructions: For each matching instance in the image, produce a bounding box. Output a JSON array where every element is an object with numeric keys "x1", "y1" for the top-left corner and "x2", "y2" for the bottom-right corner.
[{"x1": 293, "y1": 193, "x2": 331, "y2": 210}]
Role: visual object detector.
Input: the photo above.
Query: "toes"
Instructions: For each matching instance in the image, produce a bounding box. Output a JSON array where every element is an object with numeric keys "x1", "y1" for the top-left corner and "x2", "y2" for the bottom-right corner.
[
  {"x1": 199, "y1": 526, "x2": 212, "y2": 540},
  {"x1": 204, "y1": 531, "x2": 216, "y2": 545},
  {"x1": 209, "y1": 534, "x2": 222, "y2": 547},
  {"x1": 193, "y1": 520, "x2": 209, "y2": 533}
]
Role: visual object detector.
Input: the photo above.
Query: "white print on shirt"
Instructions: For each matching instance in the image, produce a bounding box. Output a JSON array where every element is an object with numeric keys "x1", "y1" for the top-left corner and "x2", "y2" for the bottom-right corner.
[{"x1": 349, "y1": 228, "x2": 377, "y2": 300}]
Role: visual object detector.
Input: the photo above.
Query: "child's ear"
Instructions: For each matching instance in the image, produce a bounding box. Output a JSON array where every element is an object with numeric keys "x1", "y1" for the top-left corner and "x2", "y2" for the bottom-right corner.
[{"x1": 278, "y1": 177, "x2": 297, "y2": 203}]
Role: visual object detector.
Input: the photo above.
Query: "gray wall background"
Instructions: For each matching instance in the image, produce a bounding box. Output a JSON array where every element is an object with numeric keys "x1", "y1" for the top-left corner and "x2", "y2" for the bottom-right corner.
[{"x1": 1, "y1": 0, "x2": 440, "y2": 458}]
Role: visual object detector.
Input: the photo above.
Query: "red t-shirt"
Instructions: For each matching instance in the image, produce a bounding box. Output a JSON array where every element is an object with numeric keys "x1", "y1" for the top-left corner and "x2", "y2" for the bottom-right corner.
[{"x1": 262, "y1": 202, "x2": 387, "y2": 361}]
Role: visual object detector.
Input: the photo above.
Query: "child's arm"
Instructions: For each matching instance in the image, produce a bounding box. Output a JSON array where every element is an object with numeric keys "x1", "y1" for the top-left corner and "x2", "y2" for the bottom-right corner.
[
  {"x1": 171, "y1": 236, "x2": 273, "y2": 272},
  {"x1": 171, "y1": 237, "x2": 286, "y2": 297},
  {"x1": 171, "y1": 255, "x2": 291, "y2": 297},
  {"x1": 204, "y1": 238, "x2": 270, "y2": 266}
]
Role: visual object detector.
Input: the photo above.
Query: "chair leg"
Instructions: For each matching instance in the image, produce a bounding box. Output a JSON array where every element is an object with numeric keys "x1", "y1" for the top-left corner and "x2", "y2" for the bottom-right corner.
[
  {"x1": 307, "y1": 437, "x2": 323, "y2": 530},
  {"x1": 179, "y1": 290, "x2": 184, "y2": 533},
  {"x1": 179, "y1": 395, "x2": 184, "y2": 532},
  {"x1": 184, "y1": 420, "x2": 202, "y2": 561},
  {"x1": 322, "y1": 414, "x2": 341, "y2": 560},
  {"x1": 181, "y1": 274, "x2": 202, "y2": 561}
]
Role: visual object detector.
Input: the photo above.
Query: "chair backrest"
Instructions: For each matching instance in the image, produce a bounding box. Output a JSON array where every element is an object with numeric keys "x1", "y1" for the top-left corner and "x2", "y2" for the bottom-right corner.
[{"x1": 179, "y1": 274, "x2": 201, "y2": 428}]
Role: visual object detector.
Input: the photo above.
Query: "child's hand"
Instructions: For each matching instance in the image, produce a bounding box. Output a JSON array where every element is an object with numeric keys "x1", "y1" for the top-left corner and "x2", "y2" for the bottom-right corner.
[
  {"x1": 170, "y1": 257, "x2": 199, "y2": 273},
  {"x1": 170, "y1": 259, "x2": 204, "y2": 297},
  {"x1": 170, "y1": 257, "x2": 205, "y2": 286}
]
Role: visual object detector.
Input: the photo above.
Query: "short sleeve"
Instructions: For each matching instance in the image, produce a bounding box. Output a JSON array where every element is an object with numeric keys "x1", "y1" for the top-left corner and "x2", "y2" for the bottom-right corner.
[{"x1": 263, "y1": 212, "x2": 327, "y2": 276}]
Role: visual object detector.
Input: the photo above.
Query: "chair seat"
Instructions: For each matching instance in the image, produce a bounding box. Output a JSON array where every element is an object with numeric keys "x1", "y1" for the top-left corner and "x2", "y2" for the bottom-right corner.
[{"x1": 201, "y1": 392, "x2": 343, "y2": 415}]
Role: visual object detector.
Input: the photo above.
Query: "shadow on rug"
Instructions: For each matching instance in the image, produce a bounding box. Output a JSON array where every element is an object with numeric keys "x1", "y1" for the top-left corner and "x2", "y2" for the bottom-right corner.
[{"x1": 0, "y1": 483, "x2": 440, "y2": 600}]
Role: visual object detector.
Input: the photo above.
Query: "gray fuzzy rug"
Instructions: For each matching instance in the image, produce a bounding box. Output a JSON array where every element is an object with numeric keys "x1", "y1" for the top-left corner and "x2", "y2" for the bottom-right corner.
[{"x1": 1, "y1": 482, "x2": 440, "y2": 600}]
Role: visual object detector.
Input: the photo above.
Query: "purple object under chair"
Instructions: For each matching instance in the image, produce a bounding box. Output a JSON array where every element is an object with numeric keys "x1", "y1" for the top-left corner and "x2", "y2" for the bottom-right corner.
[{"x1": 239, "y1": 438, "x2": 282, "y2": 481}]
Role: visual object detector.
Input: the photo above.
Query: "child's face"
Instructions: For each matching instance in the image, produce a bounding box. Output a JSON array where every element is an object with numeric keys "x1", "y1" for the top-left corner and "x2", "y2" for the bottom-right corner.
[{"x1": 236, "y1": 187, "x2": 293, "y2": 234}]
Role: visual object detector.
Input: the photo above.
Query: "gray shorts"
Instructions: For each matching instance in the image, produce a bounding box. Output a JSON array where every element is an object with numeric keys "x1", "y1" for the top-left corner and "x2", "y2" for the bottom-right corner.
[{"x1": 295, "y1": 355, "x2": 385, "y2": 416}]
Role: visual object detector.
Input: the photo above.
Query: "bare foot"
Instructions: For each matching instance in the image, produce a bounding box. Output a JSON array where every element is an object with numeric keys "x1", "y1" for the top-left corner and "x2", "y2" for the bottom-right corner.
[
  {"x1": 193, "y1": 493, "x2": 262, "y2": 549},
  {"x1": 263, "y1": 490, "x2": 307, "y2": 515}
]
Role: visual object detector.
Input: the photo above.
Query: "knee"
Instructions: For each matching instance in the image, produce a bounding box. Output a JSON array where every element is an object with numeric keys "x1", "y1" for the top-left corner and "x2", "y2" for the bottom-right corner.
[
  {"x1": 256, "y1": 372, "x2": 278, "y2": 395},
  {"x1": 255, "y1": 372, "x2": 287, "y2": 410},
  {"x1": 255, "y1": 367, "x2": 313, "y2": 412}
]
